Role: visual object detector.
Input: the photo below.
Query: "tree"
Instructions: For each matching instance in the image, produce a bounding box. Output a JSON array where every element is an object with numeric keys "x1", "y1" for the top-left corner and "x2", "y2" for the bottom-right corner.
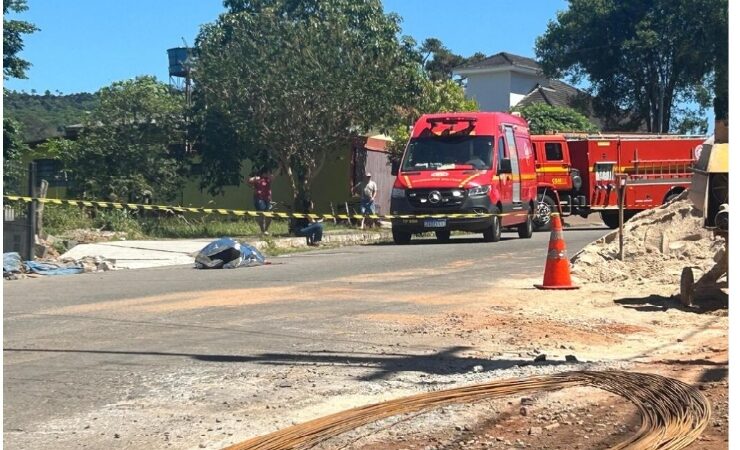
[
  {"x1": 194, "y1": 0, "x2": 423, "y2": 207},
  {"x1": 388, "y1": 79, "x2": 478, "y2": 162},
  {"x1": 63, "y1": 76, "x2": 187, "y2": 201},
  {"x1": 514, "y1": 103, "x2": 598, "y2": 135},
  {"x1": 535, "y1": 0, "x2": 726, "y2": 132},
  {"x1": 3, "y1": 0, "x2": 39, "y2": 80},
  {"x1": 420, "y1": 38, "x2": 486, "y2": 82},
  {"x1": 3, "y1": 118, "x2": 28, "y2": 194}
]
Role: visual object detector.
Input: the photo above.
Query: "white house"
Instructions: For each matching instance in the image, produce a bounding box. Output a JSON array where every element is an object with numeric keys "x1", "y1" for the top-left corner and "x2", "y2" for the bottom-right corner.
[{"x1": 453, "y1": 52, "x2": 591, "y2": 116}]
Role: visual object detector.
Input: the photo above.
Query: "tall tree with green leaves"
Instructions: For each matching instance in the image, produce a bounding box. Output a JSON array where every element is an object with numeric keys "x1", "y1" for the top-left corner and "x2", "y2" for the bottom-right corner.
[
  {"x1": 514, "y1": 103, "x2": 598, "y2": 135},
  {"x1": 63, "y1": 76, "x2": 187, "y2": 201},
  {"x1": 535, "y1": 0, "x2": 726, "y2": 132},
  {"x1": 193, "y1": 0, "x2": 423, "y2": 207},
  {"x1": 3, "y1": 0, "x2": 38, "y2": 80}
]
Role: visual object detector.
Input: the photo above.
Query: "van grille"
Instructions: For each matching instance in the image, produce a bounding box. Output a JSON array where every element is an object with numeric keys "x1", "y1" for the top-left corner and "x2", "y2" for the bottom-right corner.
[{"x1": 407, "y1": 188, "x2": 466, "y2": 208}]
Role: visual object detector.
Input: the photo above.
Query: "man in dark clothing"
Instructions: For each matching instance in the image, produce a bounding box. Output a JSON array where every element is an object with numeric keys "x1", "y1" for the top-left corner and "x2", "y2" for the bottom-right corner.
[{"x1": 291, "y1": 201, "x2": 323, "y2": 246}]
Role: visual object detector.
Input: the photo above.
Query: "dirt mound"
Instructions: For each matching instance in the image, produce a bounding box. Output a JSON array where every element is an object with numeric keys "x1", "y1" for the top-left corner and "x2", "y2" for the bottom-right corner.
[{"x1": 571, "y1": 193, "x2": 725, "y2": 286}]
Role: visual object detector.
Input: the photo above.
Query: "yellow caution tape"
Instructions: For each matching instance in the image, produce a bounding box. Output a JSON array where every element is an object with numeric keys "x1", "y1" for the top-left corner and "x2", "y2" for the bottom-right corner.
[{"x1": 3, "y1": 195, "x2": 532, "y2": 220}]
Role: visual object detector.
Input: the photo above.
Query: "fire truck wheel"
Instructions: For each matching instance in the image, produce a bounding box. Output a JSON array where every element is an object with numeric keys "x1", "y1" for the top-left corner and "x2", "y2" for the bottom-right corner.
[
  {"x1": 533, "y1": 194, "x2": 556, "y2": 231},
  {"x1": 600, "y1": 211, "x2": 620, "y2": 229},
  {"x1": 517, "y1": 213, "x2": 533, "y2": 239},
  {"x1": 435, "y1": 230, "x2": 451, "y2": 242},
  {"x1": 483, "y1": 210, "x2": 502, "y2": 242},
  {"x1": 392, "y1": 229, "x2": 412, "y2": 245}
]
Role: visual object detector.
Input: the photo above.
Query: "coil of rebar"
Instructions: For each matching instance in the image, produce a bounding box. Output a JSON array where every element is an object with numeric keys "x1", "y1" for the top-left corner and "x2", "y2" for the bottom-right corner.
[{"x1": 225, "y1": 370, "x2": 711, "y2": 450}]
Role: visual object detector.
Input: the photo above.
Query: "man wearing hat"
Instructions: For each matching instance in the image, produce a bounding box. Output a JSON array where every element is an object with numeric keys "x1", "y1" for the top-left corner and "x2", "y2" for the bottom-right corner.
[{"x1": 354, "y1": 172, "x2": 378, "y2": 229}]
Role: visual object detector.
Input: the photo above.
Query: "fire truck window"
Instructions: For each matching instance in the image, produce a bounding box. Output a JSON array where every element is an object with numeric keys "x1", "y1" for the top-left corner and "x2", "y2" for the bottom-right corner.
[
  {"x1": 545, "y1": 143, "x2": 563, "y2": 161},
  {"x1": 498, "y1": 136, "x2": 507, "y2": 161}
]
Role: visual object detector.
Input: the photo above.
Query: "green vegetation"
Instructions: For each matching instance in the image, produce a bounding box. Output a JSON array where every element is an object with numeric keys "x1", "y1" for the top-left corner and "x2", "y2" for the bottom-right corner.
[
  {"x1": 3, "y1": 0, "x2": 38, "y2": 80},
  {"x1": 62, "y1": 76, "x2": 187, "y2": 202},
  {"x1": 514, "y1": 103, "x2": 598, "y2": 135},
  {"x1": 194, "y1": 0, "x2": 423, "y2": 207},
  {"x1": 419, "y1": 38, "x2": 486, "y2": 82},
  {"x1": 535, "y1": 0, "x2": 727, "y2": 132},
  {"x1": 3, "y1": 117, "x2": 28, "y2": 194},
  {"x1": 3, "y1": 90, "x2": 98, "y2": 142},
  {"x1": 38, "y1": 203, "x2": 366, "y2": 241}
]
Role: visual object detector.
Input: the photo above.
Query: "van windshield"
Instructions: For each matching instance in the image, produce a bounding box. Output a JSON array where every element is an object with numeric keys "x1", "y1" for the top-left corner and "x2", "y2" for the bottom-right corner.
[{"x1": 401, "y1": 136, "x2": 494, "y2": 171}]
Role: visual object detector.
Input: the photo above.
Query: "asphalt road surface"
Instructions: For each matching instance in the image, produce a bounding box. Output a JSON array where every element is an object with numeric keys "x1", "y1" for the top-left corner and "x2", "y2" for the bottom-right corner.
[{"x1": 3, "y1": 226, "x2": 609, "y2": 449}]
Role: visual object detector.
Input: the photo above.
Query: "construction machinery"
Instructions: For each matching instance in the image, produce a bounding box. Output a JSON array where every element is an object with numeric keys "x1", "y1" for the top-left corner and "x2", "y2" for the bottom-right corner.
[{"x1": 680, "y1": 128, "x2": 729, "y2": 307}]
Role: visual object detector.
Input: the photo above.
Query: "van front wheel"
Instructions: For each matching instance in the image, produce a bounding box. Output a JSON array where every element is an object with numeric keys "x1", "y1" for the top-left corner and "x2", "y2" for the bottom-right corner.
[
  {"x1": 517, "y1": 213, "x2": 533, "y2": 239},
  {"x1": 482, "y1": 210, "x2": 501, "y2": 242}
]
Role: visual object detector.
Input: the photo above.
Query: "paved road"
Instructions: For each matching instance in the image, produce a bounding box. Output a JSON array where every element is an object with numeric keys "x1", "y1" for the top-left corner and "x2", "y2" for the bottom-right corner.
[{"x1": 3, "y1": 227, "x2": 608, "y2": 448}]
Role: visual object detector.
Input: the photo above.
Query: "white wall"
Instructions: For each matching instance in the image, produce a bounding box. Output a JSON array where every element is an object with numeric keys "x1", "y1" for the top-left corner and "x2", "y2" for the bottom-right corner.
[{"x1": 463, "y1": 71, "x2": 511, "y2": 112}]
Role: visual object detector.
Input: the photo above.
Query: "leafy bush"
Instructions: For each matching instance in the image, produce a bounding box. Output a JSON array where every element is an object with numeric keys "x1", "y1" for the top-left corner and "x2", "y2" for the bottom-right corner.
[{"x1": 514, "y1": 103, "x2": 598, "y2": 135}]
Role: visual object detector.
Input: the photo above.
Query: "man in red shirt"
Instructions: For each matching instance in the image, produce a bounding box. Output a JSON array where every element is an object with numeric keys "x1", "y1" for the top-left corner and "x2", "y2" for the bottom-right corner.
[{"x1": 247, "y1": 168, "x2": 273, "y2": 235}]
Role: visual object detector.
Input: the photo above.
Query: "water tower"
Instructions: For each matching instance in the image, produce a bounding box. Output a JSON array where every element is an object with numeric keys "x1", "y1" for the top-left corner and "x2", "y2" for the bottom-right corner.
[
  {"x1": 167, "y1": 46, "x2": 193, "y2": 106},
  {"x1": 167, "y1": 46, "x2": 194, "y2": 154}
]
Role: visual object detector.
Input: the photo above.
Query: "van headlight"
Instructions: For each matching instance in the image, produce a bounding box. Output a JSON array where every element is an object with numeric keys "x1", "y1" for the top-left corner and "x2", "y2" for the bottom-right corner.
[
  {"x1": 391, "y1": 188, "x2": 406, "y2": 198},
  {"x1": 467, "y1": 185, "x2": 491, "y2": 197}
]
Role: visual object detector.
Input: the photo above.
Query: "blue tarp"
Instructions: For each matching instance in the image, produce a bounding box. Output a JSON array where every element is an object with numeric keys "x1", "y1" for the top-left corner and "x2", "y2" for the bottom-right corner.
[
  {"x1": 24, "y1": 261, "x2": 84, "y2": 276},
  {"x1": 3, "y1": 252, "x2": 23, "y2": 275},
  {"x1": 194, "y1": 237, "x2": 266, "y2": 269},
  {"x1": 4, "y1": 252, "x2": 85, "y2": 277}
]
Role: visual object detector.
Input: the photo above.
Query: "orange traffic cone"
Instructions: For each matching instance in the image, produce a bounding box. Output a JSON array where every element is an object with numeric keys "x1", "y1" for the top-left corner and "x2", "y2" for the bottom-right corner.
[{"x1": 534, "y1": 214, "x2": 579, "y2": 290}]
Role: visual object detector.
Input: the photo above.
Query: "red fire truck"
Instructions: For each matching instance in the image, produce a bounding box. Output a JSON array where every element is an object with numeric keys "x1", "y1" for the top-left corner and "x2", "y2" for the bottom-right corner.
[
  {"x1": 390, "y1": 112, "x2": 537, "y2": 244},
  {"x1": 530, "y1": 134, "x2": 706, "y2": 229}
]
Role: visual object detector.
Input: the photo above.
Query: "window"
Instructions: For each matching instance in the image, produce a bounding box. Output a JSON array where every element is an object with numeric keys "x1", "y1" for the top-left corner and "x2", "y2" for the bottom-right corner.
[
  {"x1": 401, "y1": 136, "x2": 493, "y2": 171},
  {"x1": 498, "y1": 136, "x2": 507, "y2": 161},
  {"x1": 545, "y1": 143, "x2": 564, "y2": 161}
]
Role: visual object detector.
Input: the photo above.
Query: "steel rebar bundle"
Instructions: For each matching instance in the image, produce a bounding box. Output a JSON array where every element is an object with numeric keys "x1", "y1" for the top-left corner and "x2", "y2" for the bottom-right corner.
[{"x1": 225, "y1": 371, "x2": 711, "y2": 450}]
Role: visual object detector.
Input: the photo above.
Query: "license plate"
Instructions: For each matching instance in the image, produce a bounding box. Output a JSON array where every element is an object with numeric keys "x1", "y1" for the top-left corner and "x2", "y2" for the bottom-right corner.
[{"x1": 424, "y1": 219, "x2": 447, "y2": 228}]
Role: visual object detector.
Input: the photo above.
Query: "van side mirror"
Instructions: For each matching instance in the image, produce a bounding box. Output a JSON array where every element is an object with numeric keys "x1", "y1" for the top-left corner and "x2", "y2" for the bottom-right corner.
[
  {"x1": 498, "y1": 159, "x2": 512, "y2": 174},
  {"x1": 391, "y1": 161, "x2": 400, "y2": 176}
]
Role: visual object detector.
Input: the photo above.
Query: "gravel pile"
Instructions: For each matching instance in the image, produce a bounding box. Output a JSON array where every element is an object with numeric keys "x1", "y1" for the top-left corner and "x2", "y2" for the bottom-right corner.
[{"x1": 571, "y1": 193, "x2": 725, "y2": 286}]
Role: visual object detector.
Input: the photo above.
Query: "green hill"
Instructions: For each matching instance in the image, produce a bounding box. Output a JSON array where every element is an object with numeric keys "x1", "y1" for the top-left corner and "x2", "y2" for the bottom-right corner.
[{"x1": 3, "y1": 90, "x2": 98, "y2": 143}]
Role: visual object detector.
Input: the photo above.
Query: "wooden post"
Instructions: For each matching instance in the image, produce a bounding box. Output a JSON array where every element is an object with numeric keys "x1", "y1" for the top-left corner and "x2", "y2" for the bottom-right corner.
[
  {"x1": 37, "y1": 179, "x2": 49, "y2": 238},
  {"x1": 329, "y1": 202, "x2": 337, "y2": 224},
  {"x1": 616, "y1": 174, "x2": 627, "y2": 261},
  {"x1": 26, "y1": 162, "x2": 37, "y2": 261}
]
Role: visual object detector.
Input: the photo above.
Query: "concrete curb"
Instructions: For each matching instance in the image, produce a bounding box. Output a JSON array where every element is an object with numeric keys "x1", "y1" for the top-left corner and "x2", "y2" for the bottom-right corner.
[{"x1": 251, "y1": 231, "x2": 392, "y2": 251}]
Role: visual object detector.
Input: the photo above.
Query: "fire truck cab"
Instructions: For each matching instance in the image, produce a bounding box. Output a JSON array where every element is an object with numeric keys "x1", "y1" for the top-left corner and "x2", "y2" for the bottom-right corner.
[{"x1": 390, "y1": 112, "x2": 537, "y2": 244}]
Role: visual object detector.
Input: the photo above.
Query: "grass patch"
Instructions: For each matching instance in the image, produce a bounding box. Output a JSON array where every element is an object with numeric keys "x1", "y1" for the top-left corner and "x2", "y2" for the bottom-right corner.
[{"x1": 35, "y1": 203, "x2": 360, "y2": 241}]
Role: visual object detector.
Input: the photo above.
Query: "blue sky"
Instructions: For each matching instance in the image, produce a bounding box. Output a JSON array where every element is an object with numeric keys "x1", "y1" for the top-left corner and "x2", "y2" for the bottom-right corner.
[{"x1": 3, "y1": 0, "x2": 568, "y2": 94}]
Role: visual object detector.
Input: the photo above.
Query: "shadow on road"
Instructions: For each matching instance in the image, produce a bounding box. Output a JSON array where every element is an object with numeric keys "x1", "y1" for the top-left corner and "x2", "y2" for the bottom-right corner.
[
  {"x1": 3, "y1": 345, "x2": 572, "y2": 381},
  {"x1": 614, "y1": 293, "x2": 728, "y2": 314}
]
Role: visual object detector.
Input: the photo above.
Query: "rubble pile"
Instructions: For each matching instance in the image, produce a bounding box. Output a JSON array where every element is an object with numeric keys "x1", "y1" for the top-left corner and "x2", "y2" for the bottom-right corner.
[{"x1": 571, "y1": 193, "x2": 725, "y2": 286}]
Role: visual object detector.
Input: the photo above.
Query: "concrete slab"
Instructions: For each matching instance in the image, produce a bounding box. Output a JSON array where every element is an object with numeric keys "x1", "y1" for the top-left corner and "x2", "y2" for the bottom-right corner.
[{"x1": 60, "y1": 239, "x2": 214, "y2": 269}]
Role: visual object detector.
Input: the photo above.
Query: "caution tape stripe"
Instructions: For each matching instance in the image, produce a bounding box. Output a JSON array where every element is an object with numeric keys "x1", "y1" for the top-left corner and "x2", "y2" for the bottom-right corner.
[{"x1": 3, "y1": 195, "x2": 543, "y2": 220}]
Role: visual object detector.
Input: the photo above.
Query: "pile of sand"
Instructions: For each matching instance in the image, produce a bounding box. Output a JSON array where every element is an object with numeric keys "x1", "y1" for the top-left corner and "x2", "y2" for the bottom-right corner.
[{"x1": 571, "y1": 193, "x2": 725, "y2": 286}]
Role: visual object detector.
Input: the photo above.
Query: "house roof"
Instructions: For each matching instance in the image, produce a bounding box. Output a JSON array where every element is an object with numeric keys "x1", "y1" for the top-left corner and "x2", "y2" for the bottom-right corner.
[
  {"x1": 517, "y1": 79, "x2": 587, "y2": 109},
  {"x1": 454, "y1": 52, "x2": 542, "y2": 73}
]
